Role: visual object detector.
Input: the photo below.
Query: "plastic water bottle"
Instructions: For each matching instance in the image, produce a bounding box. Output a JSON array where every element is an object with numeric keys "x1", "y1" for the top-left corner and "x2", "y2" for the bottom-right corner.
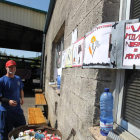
[
  {"x1": 100, "y1": 88, "x2": 113, "y2": 136},
  {"x1": 57, "y1": 75, "x2": 61, "y2": 89}
]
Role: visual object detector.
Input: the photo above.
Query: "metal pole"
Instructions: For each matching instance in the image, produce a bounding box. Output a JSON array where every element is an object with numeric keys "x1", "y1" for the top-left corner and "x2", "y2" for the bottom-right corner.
[{"x1": 40, "y1": 34, "x2": 45, "y2": 89}]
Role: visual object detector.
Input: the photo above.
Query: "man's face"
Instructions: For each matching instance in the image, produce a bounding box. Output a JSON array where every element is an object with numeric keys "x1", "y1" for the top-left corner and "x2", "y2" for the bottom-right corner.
[{"x1": 6, "y1": 65, "x2": 16, "y2": 75}]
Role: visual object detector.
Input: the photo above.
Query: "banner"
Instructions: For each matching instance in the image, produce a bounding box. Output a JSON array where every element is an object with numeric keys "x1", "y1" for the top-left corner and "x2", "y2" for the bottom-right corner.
[
  {"x1": 65, "y1": 45, "x2": 73, "y2": 67},
  {"x1": 61, "y1": 50, "x2": 67, "y2": 68},
  {"x1": 123, "y1": 23, "x2": 140, "y2": 66},
  {"x1": 83, "y1": 22, "x2": 114, "y2": 68},
  {"x1": 72, "y1": 37, "x2": 84, "y2": 67},
  {"x1": 71, "y1": 28, "x2": 78, "y2": 45}
]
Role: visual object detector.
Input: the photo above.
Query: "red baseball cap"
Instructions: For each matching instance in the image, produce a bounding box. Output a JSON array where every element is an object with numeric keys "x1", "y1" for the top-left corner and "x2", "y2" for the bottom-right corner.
[{"x1": 5, "y1": 60, "x2": 17, "y2": 67}]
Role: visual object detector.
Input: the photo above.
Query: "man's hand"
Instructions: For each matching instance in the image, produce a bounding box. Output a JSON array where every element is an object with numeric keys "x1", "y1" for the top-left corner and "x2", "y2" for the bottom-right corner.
[
  {"x1": 9, "y1": 100, "x2": 17, "y2": 106},
  {"x1": 20, "y1": 98, "x2": 24, "y2": 105}
]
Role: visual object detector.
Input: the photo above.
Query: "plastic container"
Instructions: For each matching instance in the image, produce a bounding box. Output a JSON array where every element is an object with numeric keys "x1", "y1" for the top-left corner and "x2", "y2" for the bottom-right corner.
[
  {"x1": 57, "y1": 75, "x2": 61, "y2": 89},
  {"x1": 100, "y1": 88, "x2": 113, "y2": 136},
  {"x1": 8, "y1": 125, "x2": 62, "y2": 140}
]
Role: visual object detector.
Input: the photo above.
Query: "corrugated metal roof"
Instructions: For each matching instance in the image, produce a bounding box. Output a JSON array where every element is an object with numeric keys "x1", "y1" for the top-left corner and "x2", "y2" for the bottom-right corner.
[
  {"x1": 0, "y1": 2, "x2": 47, "y2": 31},
  {"x1": 0, "y1": 0, "x2": 47, "y2": 14}
]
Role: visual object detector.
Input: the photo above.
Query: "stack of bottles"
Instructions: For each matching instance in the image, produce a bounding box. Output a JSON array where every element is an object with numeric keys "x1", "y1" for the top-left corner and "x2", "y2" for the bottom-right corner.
[
  {"x1": 100, "y1": 88, "x2": 113, "y2": 136},
  {"x1": 11, "y1": 129, "x2": 61, "y2": 140}
]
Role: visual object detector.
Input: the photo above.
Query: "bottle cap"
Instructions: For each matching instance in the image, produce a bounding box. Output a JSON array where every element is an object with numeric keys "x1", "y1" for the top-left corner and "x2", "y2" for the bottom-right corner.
[{"x1": 104, "y1": 88, "x2": 109, "y2": 92}]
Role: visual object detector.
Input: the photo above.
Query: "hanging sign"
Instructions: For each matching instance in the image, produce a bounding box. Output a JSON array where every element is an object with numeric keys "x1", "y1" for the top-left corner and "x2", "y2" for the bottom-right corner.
[
  {"x1": 71, "y1": 28, "x2": 78, "y2": 45},
  {"x1": 123, "y1": 22, "x2": 140, "y2": 66},
  {"x1": 61, "y1": 50, "x2": 67, "y2": 68},
  {"x1": 72, "y1": 37, "x2": 84, "y2": 67},
  {"x1": 83, "y1": 22, "x2": 114, "y2": 68},
  {"x1": 65, "y1": 45, "x2": 73, "y2": 67}
]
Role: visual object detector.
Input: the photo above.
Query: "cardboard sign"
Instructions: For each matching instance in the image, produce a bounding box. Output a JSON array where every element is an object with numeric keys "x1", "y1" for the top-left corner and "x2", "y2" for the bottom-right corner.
[{"x1": 72, "y1": 37, "x2": 84, "y2": 67}]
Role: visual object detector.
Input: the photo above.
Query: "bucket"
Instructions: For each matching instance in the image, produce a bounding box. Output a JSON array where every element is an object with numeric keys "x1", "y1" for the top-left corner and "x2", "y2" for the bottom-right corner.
[{"x1": 8, "y1": 125, "x2": 62, "y2": 140}]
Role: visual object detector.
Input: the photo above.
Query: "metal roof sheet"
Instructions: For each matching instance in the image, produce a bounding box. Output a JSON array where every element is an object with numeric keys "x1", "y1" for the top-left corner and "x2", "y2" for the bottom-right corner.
[
  {"x1": 0, "y1": 1, "x2": 47, "y2": 31},
  {"x1": 0, "y1": 0, "x2": 47, "y2": 14}
]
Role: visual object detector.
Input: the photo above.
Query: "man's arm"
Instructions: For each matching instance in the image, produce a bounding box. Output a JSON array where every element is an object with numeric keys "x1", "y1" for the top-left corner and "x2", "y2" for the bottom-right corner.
[
  {"x1": 0, "y1": 97, "x2": 17, "y2": 106},
  {"x1": 20, "y1": 89, "x2": 24, "y2": 105},
  {"x1": 0, "y1": 96, "x2": 9, "y2": 104}
]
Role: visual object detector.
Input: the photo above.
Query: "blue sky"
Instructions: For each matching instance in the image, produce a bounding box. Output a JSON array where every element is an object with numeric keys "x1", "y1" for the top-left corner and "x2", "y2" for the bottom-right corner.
[
  {"x1": 5, "y1": 0, "x2": 50, "y2": 12},
  {"x1": 0, "y1": 0, "x2": 50, "y2": 58}
]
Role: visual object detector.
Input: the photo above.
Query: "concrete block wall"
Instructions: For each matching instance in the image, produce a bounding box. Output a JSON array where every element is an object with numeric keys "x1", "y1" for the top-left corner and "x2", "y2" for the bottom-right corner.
[{"x1": 44, "y1": 0, "x2": 120, "y2": 139}]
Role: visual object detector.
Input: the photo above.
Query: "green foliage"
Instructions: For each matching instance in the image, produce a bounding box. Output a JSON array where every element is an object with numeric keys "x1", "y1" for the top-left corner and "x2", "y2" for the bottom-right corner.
[
  {"x1": 0, "y1": 50, "x2": 7, "y2": 59},
  {"x1": 0, "y1": 51, "x2": 41, "y2": 67},
  {"x1": 31, "y1": 55, "x2": 41, "y2": 68}
]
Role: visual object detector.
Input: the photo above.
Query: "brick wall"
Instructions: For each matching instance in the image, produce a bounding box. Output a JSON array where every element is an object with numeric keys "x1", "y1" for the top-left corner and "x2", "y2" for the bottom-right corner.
[{"x1": 44, "y1": 0, "x2": 120, "y2": 139}]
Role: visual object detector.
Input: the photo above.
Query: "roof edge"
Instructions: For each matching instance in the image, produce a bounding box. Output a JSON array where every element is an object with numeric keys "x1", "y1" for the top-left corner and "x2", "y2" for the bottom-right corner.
[
  {"x1": 43, "y1": 0, "x2": 56, "y2": 34},
  {"x1": 0, "y1": 0, "x2": 47, "y2": 14}
]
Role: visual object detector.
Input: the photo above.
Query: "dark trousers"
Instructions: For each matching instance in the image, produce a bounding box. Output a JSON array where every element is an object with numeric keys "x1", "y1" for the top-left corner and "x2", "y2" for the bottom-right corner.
[{"x1": 0, "y1": 110, "x2": 26, "y2": 140}]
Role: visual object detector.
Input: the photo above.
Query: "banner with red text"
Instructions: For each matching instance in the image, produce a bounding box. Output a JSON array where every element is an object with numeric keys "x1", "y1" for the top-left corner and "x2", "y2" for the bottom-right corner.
[{"x1": 123, "y1": 23, "x2": 140, "y2": 66}]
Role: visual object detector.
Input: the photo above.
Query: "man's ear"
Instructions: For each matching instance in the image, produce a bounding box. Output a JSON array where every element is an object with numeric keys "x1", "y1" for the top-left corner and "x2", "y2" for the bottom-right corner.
[{"x1": 5, "y1": 66, "x2": 7, "y2": 70}]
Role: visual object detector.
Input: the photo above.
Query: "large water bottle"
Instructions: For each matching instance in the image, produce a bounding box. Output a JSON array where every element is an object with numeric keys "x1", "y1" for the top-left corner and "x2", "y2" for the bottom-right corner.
[
  {"x1": 57, "y1": 75, "x2": 61, "y2": 89},
  {"x1": 100, "y1": 88, "x2": 113, "y2": 136}
]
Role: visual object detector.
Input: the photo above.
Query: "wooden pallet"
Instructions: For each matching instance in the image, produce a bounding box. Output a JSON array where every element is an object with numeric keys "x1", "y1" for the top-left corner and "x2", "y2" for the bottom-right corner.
[{"x1": 28, "y1": 108, "x2": 47, "y2": 125}]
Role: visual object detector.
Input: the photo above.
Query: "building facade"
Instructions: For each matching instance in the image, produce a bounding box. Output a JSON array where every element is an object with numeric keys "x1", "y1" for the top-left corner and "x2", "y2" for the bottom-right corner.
[{"x1": 43, "y1": 0, "x2": 140, "y2": 139}]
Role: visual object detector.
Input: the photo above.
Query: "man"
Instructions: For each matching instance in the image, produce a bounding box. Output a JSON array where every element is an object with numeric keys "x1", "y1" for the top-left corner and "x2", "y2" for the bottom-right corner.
[{"x1": 0, "y1": 60, "x2": 26, "y2": 140}]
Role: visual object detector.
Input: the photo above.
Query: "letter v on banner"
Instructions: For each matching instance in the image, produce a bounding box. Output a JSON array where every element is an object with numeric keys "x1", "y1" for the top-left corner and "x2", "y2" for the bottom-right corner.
[{"x1": 131, "y1": 25, "x2": 140, "y2": 32}]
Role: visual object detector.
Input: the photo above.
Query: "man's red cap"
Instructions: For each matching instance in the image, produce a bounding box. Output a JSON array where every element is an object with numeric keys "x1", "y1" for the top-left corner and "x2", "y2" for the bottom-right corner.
[{"x1": 5, "y1": 60, "x2": 16, "y2": 67}]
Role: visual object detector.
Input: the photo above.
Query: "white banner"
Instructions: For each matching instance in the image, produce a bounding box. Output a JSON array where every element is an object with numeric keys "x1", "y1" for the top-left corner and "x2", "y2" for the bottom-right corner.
[
  {"x1": 123, "y1": 23, "x2": 140, "y2": 66},
  {"x1": 83, "y1": 23, "x2": 114, "y2": 67},
  {"x1": 61, "y1": 50, "x2": 67, "y2": 68},
  {"x1": 72, "y1": 37, "x2": 84, "y2": 67},
  {"x1": 71, "y1": 28, "x2": 78, "y2": 45},
  {"x1": 65, "y1": 45, "x2": 73, "y2": 67}
]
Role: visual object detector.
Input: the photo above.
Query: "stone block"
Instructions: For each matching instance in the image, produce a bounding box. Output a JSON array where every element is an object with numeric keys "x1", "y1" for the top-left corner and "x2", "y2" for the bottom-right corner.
[
  {"x1": 71, "y1": 0, "x2": 85, "y2": 19},
  {"x1": 103, "y1": 0, "x2": 120, "y2": 22},
  {"x1": 77, "y1": 19, "x2": 86, "y2": 39},
  {"x1": 64, "y1": 33, "x2": 71, "y2": 48},
  {"x1": 84, "y1": 9, "x2": 94, "y2": 34},
  {"x1": 93, "y1": 107, "x2": 100, "y2": 126},
  {"x1": 72, "y1": 0, "x2": 87, "y2": 28},
  {"x1": 74, "y1": 76, "x2": 82, "y2": 96},
  {"x1": 80, "y1": 77, "x2": 97, "y2": 92},
  {"x1": 96, "y1": 69, "x2": 116, "y2": 81},
  {"x1": 86, "y1": 0, "x2": 102, "y2": 14}
]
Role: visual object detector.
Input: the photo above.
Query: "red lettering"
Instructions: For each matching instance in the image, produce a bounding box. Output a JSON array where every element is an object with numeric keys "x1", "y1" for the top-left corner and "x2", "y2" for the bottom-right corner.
[
  {"x1": 134, "y1": 34, "x2": 140, "y2": 41},
  {"x1": 125, "y1": 33, "x2": 140, "y2": 40},
  {"x1": 125, "y1": 54, "x2": 140, "y2": 59},
  {"x1": 125, "y1": 54, "x2": 130, "y2": 59},
  {"x1": 125, "y1": 54, "x2": 135, "y2": 59},
  {"x1": 131, "y1": 25, "x2": 140, "y2": 32},
  {"x1": 134, "y1": 48, "x2": 138, "y2": 52},
  {"x1": 130, "y1": 42, "x2": 140, "y2": 47},
  {"x1": 126, "y1": 41, "x2": 140, "y2": 47},
  {"x1": 125, "y1": 33, "x2": 129, "y2": 39},
  {"x1": 135, "y1": 54, "x2": 140, "y2": 59}
]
